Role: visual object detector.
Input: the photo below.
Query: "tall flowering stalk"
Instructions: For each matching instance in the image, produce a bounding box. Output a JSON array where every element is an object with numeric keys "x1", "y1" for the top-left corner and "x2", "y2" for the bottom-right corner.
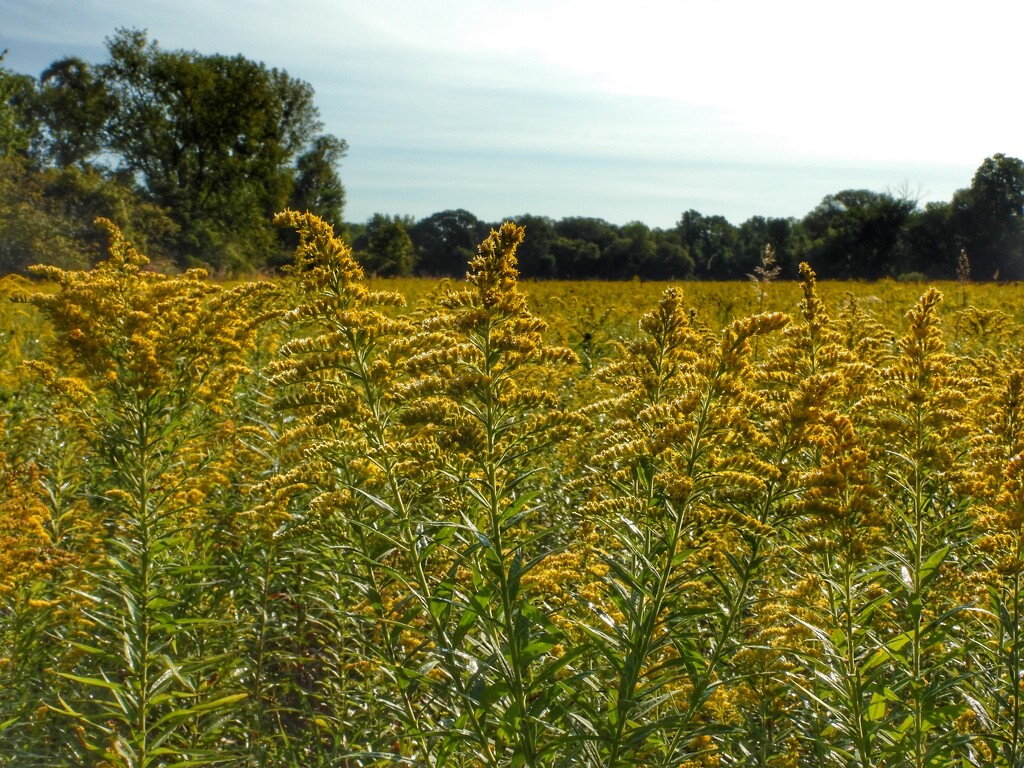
[
  {"x1": 25, "y1": 220, "x2": 272, "y2": 767},
  {"x1": 712, "y1": 263, "x2": 860, "y2": 764},
  {"x1": 265, "y1": 216, "x2": 582, "y2": 765},
  {"x1": 393, "y1": 222, "x2": 582, "y2": 766},
  {"x1": 1, "y1": 279, "x2": 96, "y2": 765},
  {"x1": 0, "y1": 458, "x2": 75, "y2": 763},
  {"x1": 961, "y1": 366, "x2": 1024, "y2": 765},
  {"x1": 260, "y1": 210, "x2": 425, "y2": 762},
  {"x1": 576, "y1": 286, "x2": 787, "y2": 766},
  {"x1": 775, "y1": 264, "x2": 891, "y2": 767},
  {"x1": 859, "y1": 288, "x2": 973, "y2": 766}
]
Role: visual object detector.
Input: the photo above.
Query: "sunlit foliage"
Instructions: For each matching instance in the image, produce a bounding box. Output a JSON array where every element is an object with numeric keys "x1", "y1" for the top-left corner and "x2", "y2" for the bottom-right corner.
[{"x1": 5, "y1": 216, "x2": 1024, "y2": 766}]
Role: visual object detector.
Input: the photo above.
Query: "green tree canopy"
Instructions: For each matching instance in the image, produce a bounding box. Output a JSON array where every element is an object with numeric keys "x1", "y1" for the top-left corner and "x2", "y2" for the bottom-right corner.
[
  {"x1": 0, "y1": 49, "x2": 35, "y2": 158},
  {"x1": 410, "y1": 208, "x2": 487, "y2": 276},
  {"x1": 292, "y1": 134, "x2": 348, "y2": 230},
  {"x1": 802, "y1": 189, "x2": 916, "y2": 279},
  {"x1": 29, "y1": 56, "x2": 110, "y2": 168},
  {"x1": 677, "y1": 209, "x2": 738, "y2": 277},
  {"x1": 734, "y1": 216, "x2": 803, "y2": 280},
  {"x1": 361, "y1": 213, "x2": 416, "y2": 276},
  {"x1": 603, "y1": 220, "x2": 656, "y2": 279},
  {"x1": 27, "y1": 28, "x2": 346, "y2": 272},
  {"x1": 952, "y1": 153, "x2": 1024, "y2": 280},
  {"x1": 0, "y1": 158, "x2": 177, "y2": 274},
  {"x1": 509, "y1": 213, "x2": 557, "y2": 278}
]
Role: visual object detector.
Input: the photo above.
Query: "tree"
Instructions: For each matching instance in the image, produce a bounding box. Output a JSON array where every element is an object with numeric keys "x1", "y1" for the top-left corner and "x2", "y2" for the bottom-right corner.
[
  {"x1": 0, "y1": 46, "x2": 173, "y2": 275},
  {"x1": 0, "y1": 157, "x2": 175, "y2": 275},
  {"x1": 0, "y1": 156, "x2": 85, "y2": 272},
  {"x1": 291, "y1": 134, "x2": 347, "y2": 230},
  {"x1": 550, "y1": 236, "x2": 601, "y2": 279},
  {"x1": 28, "y1": 57, "x2": 110, "y2": 168},
  {"x1": 0, "y1": 50, "x2": 35, "y2": 158},
  {"x1": 553, "y1": 217, "x2": 616, "y2": 252},
  {"x1": 362, "y1": 213, "x2": 415, "y2": 276},
  {"x1": 904, "y1": 201, "x2": 960, "y2": 278},
  {"x1": 551, "y1": 217, "x2": 618, "y2": 278},
  {"x1": 952, "y1": 153, "x2": 1024, "y2": 280},
  {"x1": 802, "y1": 189, "x2": 916, "y2": 279},
  {"x1": 734, "y1": 216, "x2": 804, "y2": 280},
  {"x1": 603, "y1": 220, "x2": 656, "y2": 279},
  {"x1": 677, "y1": 210, "x2": 738, "y2": 278},
  {"x1": 649, "y1": 229, "x2": 695, "y2": 280},
  {"x1": 410, "y1": 209, "x2": 486, "y2": 276},
  {"x1": 28, "y1": 29, "x2": 345, "y2": 272},
  {"x1": 509, "y1": 213, "x2": 557, "y2": 278}
]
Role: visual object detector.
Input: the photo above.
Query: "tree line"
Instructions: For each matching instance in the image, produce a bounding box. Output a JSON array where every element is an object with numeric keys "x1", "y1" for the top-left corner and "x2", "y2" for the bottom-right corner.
[
  {"x1": 353, "y1": 155, "x2": 1024, "y2": 282},
  {"x1": 2, "y1": 31, "x2": 1024, "y2": 280}
]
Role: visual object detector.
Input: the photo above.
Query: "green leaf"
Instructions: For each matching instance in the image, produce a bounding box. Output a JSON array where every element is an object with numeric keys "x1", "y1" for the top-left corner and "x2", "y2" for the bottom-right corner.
[
  {"x1": 56, "y1": 672, "x2": 125, "y2": 694},
  {"x1": 919, "y1": 544, "x2": 950, "y2": 590},
  {"x1": 867, "y1": 692, "x2": 887, "y2": 722}
]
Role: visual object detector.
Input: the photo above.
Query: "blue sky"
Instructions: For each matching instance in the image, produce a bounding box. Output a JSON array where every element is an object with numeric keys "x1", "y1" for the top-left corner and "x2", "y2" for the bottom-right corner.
[{"x1": 2, "y1": 0, "x2": 1023, "y2": 228}]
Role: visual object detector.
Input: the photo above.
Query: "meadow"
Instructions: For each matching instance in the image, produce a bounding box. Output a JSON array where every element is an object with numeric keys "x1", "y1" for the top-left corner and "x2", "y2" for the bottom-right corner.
[{"x1": 1, "y1": 213, "x2": 1024, "y2": 767}]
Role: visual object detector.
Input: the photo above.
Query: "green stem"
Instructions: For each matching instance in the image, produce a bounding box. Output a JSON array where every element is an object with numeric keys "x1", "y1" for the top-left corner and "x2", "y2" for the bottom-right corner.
[
  {"x1": 843, "y1": 560, "x2": 872, "y2": 767},
  {"x1": 1011, "y1": 572, "x2": 1021, "y2": 762},
  {"x1": 606, "y1": 490, "x2": 686, "y2": 768},
  {"x1": 479, "y1": 319, "x2": 538, "y2": 767},
  {"x1": 133, "y1": 406, "x2": 153, "y2": 768},
  {"x1": 912, "y1": 410, "x2": 926, "y2": 768}
]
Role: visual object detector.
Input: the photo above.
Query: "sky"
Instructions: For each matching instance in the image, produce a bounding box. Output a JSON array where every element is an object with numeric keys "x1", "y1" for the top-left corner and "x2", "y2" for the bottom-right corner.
[{"x1": 2, "y1": 0, "x2": 1023, "y2": 228}]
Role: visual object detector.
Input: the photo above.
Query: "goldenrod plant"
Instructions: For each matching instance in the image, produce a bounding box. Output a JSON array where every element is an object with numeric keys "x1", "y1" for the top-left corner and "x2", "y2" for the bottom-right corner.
[
  {"x1": 393, "y1": 222, "x2": 582, "y2": 766},
  {"x1": 257, "y1": 210, "x2": 424, "y2": 763},
  {"x1": 20, "y1": 220, "x2": 274, "y2": 766},
  {"x1": 862, "y1": 289, "x2": 972, "y2": 766},
  {"x1": 8, "y1": 217, "x2": 1024, "y2": 765},
  {"x1": 775, "y1": 265, "x2": 891, "y2": 767},
  {"x1": 0, "y1": 457, "x2": 75, "y2": 763},
  {"x1": 961, "y1": 366, "x2": 1024, "y2": 766},
  {"x1": 572, "y1": 285, "x2": 789, "y2": 766},
  {"x1": 266, "y1": 215, "x2": 583, "y2": 765}
]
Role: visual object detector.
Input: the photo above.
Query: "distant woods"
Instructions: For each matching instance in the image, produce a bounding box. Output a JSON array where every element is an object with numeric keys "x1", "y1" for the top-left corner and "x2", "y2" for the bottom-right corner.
[
  {"x1": 352, "y1": 155, "x2": 1024, "y2": 282},
  {"x1": 2, "y1": 32, "x2": 1024, "y2": 280}
]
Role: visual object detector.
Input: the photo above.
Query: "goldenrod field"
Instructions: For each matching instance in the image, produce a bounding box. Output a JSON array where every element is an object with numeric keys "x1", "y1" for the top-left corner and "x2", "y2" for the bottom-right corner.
[{"x1": 3, "y1": 214, "x2": 1024, "y2": 767}]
